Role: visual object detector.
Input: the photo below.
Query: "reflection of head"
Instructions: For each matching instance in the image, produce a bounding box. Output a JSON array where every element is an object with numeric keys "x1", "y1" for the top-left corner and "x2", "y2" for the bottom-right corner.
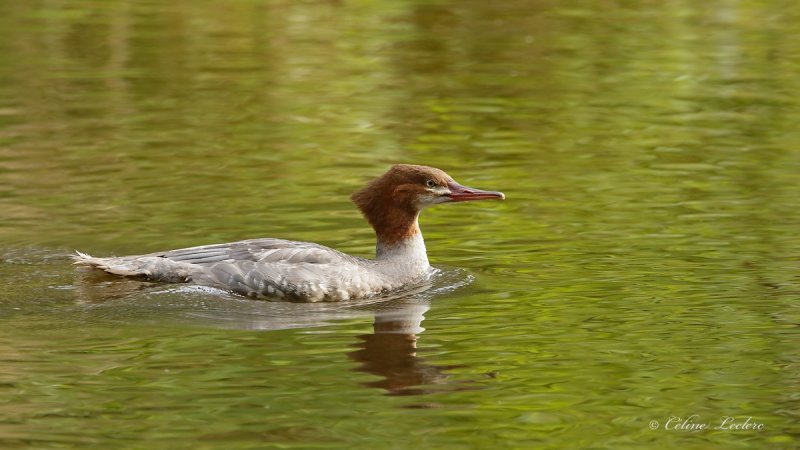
[{"x1": 348, "y1": 304, "x2": 453, "y2": 396}]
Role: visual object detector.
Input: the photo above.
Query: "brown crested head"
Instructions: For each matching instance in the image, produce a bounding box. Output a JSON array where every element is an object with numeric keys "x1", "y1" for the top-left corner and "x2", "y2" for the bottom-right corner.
[
  {"x1": 351, "y1": 164, "x2": 505, "y2": 246},
  {"x1": 351, "y1": 164, "x2": 452, "y2": 214}
]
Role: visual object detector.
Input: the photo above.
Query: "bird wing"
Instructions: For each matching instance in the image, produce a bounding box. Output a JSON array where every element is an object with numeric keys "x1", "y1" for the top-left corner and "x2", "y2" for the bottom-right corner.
[
  {"x1": 158, "y1": 238, "x2": 356, "y2": 266},
  {"x1": 148, "y1": 238, "x2": 383, "y2": 301}
]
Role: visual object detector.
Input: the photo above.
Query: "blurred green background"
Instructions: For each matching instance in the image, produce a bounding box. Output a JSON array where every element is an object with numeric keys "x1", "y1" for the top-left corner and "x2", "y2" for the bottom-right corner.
[{"x1": 0, "y1": 1, "x2": 798, "y2": 449}]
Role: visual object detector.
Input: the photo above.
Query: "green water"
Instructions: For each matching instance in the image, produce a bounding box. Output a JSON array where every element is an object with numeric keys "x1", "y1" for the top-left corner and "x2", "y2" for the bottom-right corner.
[{"x1": 1, "y1": 1, "x2": 798, "y2": 448}]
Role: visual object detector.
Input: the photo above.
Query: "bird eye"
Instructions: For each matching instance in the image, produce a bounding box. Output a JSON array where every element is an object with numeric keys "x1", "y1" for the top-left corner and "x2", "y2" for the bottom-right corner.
[{"x1": 425, "y1": 179, "x2": 436, "y2": 188}]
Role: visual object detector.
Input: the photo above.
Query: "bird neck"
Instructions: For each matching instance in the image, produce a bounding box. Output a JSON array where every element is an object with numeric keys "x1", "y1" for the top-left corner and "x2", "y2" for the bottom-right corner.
[{"x1": 375, "y1": 223, "x2": 428, "y2": 265}]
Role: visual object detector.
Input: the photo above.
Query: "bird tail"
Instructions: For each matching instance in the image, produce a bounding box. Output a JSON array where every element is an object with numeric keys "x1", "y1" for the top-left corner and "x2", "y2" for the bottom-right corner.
[{"x1": 72, "y1": 251, "x2": 192, "y2": 282}]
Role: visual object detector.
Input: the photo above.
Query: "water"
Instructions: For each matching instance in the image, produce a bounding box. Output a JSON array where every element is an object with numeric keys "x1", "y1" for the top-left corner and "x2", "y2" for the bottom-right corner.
[{"x1": 1, "y1": 1, "x2": 798, "y2": 448}]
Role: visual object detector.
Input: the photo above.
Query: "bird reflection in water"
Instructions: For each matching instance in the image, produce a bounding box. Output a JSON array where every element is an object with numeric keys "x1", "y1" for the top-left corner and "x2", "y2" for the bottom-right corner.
[
  {"x1": 74, "y1": 266, "x2": 476, "y2": 397},
  {"x1": 347, "y1": 303, "x2": 465, "y2": 396}
]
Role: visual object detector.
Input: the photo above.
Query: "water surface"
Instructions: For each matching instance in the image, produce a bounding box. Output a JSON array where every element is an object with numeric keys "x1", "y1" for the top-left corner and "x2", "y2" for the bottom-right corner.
[{"x1": 1, "y1": 1, "x2": 798, "y2": 448}]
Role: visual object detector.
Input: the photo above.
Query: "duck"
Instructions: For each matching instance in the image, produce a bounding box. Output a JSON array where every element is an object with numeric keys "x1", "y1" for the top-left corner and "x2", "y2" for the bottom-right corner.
[{"x1": 73, "y1": 164, "x2": 504, "y2": 302}]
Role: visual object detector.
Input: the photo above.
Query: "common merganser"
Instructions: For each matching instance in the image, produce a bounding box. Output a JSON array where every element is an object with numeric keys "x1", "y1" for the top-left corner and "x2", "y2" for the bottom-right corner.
[{"x1": 73, "y1": 164, "x2": 504, "y2": 302}]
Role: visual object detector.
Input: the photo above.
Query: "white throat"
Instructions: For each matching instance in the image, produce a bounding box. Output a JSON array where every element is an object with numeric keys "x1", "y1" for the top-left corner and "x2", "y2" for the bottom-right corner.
[{"x1": 375, "y1": 231, "x2": 430, "y2": 281}]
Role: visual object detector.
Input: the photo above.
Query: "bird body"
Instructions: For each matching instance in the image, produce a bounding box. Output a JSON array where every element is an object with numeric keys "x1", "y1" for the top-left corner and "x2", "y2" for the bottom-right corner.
[{"x1": 74, "y1": 164, "x2": 504, "y2": 302}]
